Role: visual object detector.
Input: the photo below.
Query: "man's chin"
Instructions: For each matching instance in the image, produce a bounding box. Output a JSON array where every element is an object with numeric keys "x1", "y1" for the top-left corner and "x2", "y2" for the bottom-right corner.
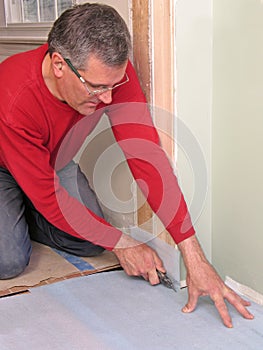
[{"x1": 79, "y1": 105, "x2": 98, "y2": 116}]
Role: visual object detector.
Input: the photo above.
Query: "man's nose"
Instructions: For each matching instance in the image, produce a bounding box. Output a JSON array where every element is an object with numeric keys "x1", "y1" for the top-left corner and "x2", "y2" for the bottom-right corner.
[{"x1": 98, "y1": 89, "x2": 113, "y2": 104}]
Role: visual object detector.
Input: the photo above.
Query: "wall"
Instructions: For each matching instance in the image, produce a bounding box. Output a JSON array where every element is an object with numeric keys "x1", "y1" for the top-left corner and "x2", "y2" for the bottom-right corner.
[
  {"x1": 176, "y1": 0, "x2": 213, "y2": 261},
  {"x1": 212, "y1": 0, "x2": 263, "y2": 293},
  {"x1": 176, "y1": 0, "x2": 263, "y2": 294}
]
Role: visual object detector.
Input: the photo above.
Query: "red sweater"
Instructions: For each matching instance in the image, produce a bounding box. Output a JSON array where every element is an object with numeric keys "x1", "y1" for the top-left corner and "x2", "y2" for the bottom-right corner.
[{"x1": 0, "y1": 44, "x2": 195, "y2": 250}]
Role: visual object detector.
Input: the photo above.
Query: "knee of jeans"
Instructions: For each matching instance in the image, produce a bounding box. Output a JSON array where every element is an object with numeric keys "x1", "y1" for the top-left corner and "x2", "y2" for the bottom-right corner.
[{"x1": 0, "y1": 251, "x2": 30, "y2": 280}]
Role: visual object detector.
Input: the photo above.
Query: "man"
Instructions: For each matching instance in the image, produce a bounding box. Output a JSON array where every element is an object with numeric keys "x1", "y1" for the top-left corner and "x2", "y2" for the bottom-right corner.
[{"x1": 0, "y1": 3, "x2": 253, "y2": 327}]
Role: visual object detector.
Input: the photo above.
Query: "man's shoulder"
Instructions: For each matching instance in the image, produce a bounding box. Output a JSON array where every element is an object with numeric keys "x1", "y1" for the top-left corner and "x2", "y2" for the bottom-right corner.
[{"x1": 0, "y1": 44, "x2": 48, "y2": 114}]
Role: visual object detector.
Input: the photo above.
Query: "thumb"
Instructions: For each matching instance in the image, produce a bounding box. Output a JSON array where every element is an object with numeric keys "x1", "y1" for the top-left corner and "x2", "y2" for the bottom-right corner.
[{"x1": 182, "y1": 290, "x2": 199, "y2": 313}]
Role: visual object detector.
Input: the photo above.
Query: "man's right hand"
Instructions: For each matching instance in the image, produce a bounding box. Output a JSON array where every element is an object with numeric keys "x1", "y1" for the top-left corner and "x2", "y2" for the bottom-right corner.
[{"x1": 112, "y1": 234, "x2": 165, "y2": 285}]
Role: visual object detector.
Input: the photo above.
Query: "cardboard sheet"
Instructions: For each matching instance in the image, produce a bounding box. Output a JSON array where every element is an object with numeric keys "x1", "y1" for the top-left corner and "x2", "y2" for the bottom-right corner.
[
  {"x1": 0, "y1": 271, "x2": 262, "y2": 350},
  {"x1": 0, "y1": 241, "x2": 119, "y2": 297}
]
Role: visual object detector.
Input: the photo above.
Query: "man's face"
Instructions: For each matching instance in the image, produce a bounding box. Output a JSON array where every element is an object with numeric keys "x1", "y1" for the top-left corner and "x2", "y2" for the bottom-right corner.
[{"x1": 60, "y1": 55, "x2": 128, "y2": 115}]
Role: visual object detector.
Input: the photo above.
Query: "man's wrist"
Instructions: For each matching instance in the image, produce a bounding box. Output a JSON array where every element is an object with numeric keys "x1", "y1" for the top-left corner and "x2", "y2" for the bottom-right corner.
[
  {"x1": 113, "y1": 233, "x2": 140, "y2": 250},
  {"x1": 178, "y1": 235, "x2": 208, "y2": 268}
]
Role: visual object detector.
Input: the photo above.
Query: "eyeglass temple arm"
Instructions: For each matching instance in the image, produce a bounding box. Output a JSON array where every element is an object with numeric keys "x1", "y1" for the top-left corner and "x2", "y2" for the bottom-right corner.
[{"x1": 64, "y1": 58, "x2": 85, "y2": 83}]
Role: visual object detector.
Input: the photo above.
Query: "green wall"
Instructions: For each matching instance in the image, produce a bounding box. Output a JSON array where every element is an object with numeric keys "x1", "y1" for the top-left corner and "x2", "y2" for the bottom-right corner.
[
  {"x1": 177, "y1": 0, "x2": 263, "y2": 294},
  {"x1": 212, "y1": 0, "x2": 263, "y2": 293},
  {"x1": 176, "y1": 0, "x2": 213, "y2": 262}
]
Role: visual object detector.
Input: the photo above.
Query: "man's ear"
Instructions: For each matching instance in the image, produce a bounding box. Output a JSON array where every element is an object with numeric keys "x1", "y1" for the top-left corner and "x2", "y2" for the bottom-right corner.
[{"x1": 51, "y1": 52, "x2": 64, "y2": 78}]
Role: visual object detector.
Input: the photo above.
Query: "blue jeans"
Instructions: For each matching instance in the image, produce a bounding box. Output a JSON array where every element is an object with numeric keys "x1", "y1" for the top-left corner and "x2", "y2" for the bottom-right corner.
[{"x1": 0, "y1": 161, "x2": 104, "y2": 279}]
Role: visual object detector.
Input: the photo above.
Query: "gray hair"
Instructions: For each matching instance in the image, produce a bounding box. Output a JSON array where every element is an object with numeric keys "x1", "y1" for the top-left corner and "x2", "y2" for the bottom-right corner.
[{"x1": 47, "y1": 3, "x2": 131, "y2": 69}]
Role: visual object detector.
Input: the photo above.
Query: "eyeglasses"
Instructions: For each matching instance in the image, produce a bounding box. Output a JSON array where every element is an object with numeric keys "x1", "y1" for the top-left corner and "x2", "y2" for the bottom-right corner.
[{"x1": 64, "y1": 58, "x2": 129, "y2": 97}]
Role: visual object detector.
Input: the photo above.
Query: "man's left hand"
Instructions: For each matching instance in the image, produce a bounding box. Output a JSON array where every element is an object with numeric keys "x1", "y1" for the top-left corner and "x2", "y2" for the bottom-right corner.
[{"x1": 178, "y1": 235, "x2": 254, "y2": 328}]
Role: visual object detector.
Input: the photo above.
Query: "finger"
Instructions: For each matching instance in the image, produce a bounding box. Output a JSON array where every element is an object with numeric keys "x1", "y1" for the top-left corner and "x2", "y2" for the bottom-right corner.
[
  {"x1": 121, "y1": 264, "x2": 133, "y2": 276},
  {"x1": 152, "y1": 252, "x2": 166, "y2": 273},
  {"x1": 241, "y1": 299, "x2": 251, "y2": 307},
  {"x1": 141, "y1": 273, "x2": 149, "y2": 281},
  {"x1": 120, "y1": 260, "x2": 138, "y2": 277},
  {"x1": 225, "y1": 291, "x2": 254, "y2": 320},
  {"x1": 213, "y1": 297, "x2": 233, "y2": 328},
  {"x1": 148, "y1": 268, "x2": 160, "y2": 285},
  {"x1": 236, "y1": 294, "x2": 251, "y2": 307},
  {"x1": 182, "y1": 288, "x2": 199, "y2": 313}
]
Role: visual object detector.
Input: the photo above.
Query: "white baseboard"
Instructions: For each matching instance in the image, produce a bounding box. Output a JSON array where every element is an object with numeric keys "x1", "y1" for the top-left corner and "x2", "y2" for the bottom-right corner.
[
  {"x1": 225, "y1": 276, "x2": 263, "y2": 305},
  {"x1": 180, "y1": 279, "x2": 187, "y2": 289}
]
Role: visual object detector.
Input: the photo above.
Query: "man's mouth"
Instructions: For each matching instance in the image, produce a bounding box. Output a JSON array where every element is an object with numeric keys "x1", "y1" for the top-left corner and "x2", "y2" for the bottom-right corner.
[{"x1": 86, "y1": 100, "x2": 99, "y2": 106}]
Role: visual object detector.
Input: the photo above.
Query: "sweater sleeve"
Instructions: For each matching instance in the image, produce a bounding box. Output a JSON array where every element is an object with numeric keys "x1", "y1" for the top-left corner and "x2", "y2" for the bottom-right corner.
[
  {"x1": 106, "y1": 61, "x2": 195, "y2": 244},
  {"x1": 0, "y1": 111, "x2": 122, "y2": 250}
]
